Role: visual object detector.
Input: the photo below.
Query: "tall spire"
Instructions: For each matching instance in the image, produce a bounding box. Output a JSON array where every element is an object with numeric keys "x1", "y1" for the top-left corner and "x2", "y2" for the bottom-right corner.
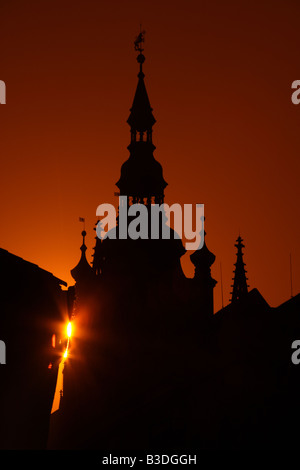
[
  {"x1": 116, "y1": 30, "x2": 167, "y2": 204},
  {"x1": 230, "y1": 235, "x2": 249, "y2": 303},
  {"x1": 126, "y1": 52, "x2": 156, "y2": 134},
  {"x1": 127, "y1": 30, "x2": 156, "y2": 135}
]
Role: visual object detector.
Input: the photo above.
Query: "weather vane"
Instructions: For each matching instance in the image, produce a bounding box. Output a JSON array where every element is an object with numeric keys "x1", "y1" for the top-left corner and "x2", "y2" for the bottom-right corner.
[{"x1": 134, "y1": 26, "x2": 146, "y2": 53}]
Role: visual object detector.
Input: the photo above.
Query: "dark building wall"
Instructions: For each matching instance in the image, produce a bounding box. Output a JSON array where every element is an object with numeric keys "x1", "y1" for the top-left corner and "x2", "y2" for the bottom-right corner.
[{"x1": 0, "y1": 248, "x2": 68, "y2": 449}]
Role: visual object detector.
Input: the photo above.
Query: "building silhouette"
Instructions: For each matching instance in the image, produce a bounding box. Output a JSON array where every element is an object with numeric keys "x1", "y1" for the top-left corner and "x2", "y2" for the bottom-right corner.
[
  {"x1": 0, "y1": 248, "x2": 70, "y2": 449},
  {"x1": 47, "y1": 39, "x2": 300, "y2": 450},
  {"x1": 0, "y1": 34, "x2": 299, "y2": 450}
]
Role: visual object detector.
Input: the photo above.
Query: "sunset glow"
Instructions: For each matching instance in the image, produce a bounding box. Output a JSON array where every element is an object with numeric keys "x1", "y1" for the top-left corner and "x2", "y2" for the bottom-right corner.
[
  {"x1": 67, "y1": 322, "x2": 72, "y2": 338},
  {"x1": 0, "y1": 1, "x2": 299, "y2": 313}
]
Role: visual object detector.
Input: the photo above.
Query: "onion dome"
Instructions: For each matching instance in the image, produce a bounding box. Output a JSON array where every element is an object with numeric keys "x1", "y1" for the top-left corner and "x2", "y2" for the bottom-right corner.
[{"x1": 71, "y1": 231, "x2": 94, "y2": 282}]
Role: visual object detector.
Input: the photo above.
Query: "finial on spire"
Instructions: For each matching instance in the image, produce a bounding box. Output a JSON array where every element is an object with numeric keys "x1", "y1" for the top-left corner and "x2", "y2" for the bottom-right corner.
[
  {"x1": 79, "y1": 217, "x2": 85, "y2": 231},
  {"x1": 81, "y1": 230, "x2": 87, "y2": 250},
  {"x1": 134, "y1": 26, "x2": 145, "y2": 53},
  {"x1": 134, "y1": 27, "x2": 146, "y2": 75}
]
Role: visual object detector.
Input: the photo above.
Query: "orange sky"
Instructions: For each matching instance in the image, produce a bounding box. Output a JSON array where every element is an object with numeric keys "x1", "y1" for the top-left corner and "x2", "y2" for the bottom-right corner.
[{"x1": 0, "y1": 0, "x2": 299, "y2": 312}]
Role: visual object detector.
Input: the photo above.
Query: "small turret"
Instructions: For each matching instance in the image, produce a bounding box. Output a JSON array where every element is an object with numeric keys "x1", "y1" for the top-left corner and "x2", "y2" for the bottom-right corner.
[
  {"x1": 71, "y1": 231, "x2": 94, "y2": 282},
  {"x1": 190, "y1": 230, "x2": 217, "y2": 316},
  {"x1": 230, "y1": 235, "x2": 249, "y2": 303}
]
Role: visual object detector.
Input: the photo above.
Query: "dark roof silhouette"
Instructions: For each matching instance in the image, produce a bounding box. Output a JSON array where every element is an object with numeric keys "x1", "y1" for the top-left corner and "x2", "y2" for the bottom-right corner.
[
  {"x1": 215, "y1": 287, "x2": 269, "y2": 316},
  {"x1": 0, "y1": 248, "x2": 67, "y2": 286}
]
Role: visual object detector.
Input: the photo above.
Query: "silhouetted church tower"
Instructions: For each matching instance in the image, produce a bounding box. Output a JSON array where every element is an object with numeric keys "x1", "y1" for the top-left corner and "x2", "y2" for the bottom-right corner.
[
  {"x1": 230, "y1": 235, "x2": 249, "y2": 302},
  {"x1": 88, "y1": 31, "x2": 216, "y2": 312},
  {"x1": 92, "y1": 30, "x2": 186, "y2": 279}
]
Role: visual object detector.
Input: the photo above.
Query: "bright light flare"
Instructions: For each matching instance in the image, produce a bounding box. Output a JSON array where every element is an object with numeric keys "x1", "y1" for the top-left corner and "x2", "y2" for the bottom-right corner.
[
  {"x1": 63, "y1": 321, "x2": 72, "y2": 361},
  {"x1": 67, "y1": 321, "x2": 72, "y2": 338}
]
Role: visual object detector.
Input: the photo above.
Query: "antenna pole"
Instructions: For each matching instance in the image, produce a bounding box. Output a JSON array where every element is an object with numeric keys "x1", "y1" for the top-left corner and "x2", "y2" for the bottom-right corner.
[
  {"x1": 290, "y1": 253, "x2": 293, "y2": 298},
  {"x1": 220, "y1": 261, "x2": 224, "y2": 308}
]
